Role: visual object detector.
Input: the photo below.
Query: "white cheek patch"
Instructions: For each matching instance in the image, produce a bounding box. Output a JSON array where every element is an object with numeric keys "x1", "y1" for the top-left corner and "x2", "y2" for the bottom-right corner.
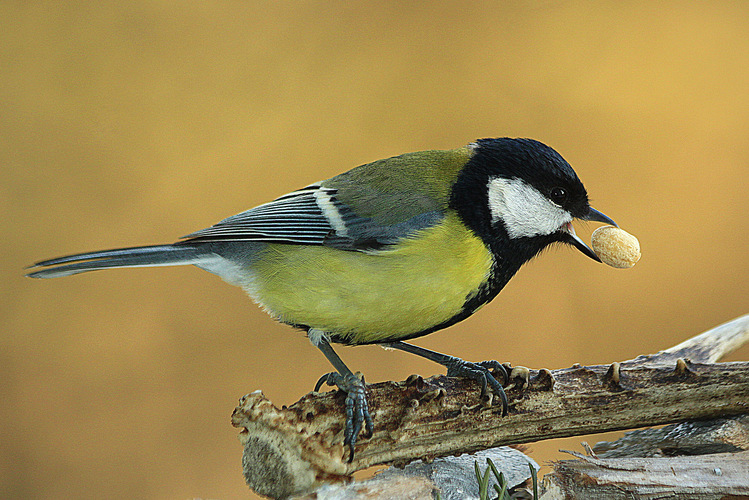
[{"x1": 487, "y1": 177, "x2": 572, "y2": 238}]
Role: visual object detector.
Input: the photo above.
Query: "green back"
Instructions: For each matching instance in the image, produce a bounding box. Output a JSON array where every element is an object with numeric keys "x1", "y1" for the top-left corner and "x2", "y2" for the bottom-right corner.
[{"x1": 323, "y1": 146, "x2": 474, "y2": 226}]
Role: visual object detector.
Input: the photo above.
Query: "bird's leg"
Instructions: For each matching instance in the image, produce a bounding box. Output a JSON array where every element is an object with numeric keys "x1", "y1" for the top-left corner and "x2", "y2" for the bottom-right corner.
[
  {"x1": 383, "y1": 341, "x2": 510, "y2": 415},
  {"x1": 312, "y1": 332, "x2": 373, "y2": 462}
]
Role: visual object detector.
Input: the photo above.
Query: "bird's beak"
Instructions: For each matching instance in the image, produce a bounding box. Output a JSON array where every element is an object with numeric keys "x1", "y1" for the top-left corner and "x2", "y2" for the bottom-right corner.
[
  {"x1": 582, "y1": 207, "x2": 618, "y2": 227},
  {"x1": 563, "y1": 207, "x2": 618, "y2": 262}
]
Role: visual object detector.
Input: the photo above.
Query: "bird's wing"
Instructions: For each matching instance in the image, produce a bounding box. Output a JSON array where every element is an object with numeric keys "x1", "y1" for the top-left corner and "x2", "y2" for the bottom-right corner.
[
  {"x1": 181, "y1": 182, "x2": 442, "y2": 251},
  {"x1": 181, "y1": 148, "x2": 474, "y2": 251}
]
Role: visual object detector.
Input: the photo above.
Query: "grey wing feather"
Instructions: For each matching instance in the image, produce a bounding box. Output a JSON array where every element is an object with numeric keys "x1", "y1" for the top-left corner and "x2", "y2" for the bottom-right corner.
[
  {"x1": 181, "y1": 183, "x2": 443, "y2": 251},
  {"x1": 182, "y1": 184, "x2": 334, "y2": 245}
]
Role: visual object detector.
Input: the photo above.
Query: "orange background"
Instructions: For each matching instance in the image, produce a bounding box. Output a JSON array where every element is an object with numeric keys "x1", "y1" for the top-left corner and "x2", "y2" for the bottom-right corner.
[{"x1": 2, "y1": 2, "x2": 748, "y2": 499}]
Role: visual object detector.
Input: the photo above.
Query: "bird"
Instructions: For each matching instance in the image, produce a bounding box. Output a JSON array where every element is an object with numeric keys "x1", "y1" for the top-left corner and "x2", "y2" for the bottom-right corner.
[{"x1": 27, "y1": 137, "x2": 617, "y2": 461}]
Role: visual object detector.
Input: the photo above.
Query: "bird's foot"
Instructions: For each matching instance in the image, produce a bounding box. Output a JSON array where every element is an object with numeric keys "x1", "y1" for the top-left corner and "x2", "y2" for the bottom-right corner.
[
  {"x1": 444, "y1": 358, "x2": 510, "y2": 415},
  {"x1": 314, "y1": 371, "x2": 374, "y2": 462}
]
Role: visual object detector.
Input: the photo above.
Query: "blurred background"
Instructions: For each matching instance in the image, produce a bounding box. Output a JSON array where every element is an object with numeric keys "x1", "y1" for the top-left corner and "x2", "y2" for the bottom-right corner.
[{"x1": 2, "y1": 2, "x2": 747, "y2": 499}]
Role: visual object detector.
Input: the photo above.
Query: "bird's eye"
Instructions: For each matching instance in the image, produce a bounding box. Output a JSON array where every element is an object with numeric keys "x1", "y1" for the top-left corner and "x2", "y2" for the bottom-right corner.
[{"x1": 549, "y1": 187, "x2": 567, "y2": 206}]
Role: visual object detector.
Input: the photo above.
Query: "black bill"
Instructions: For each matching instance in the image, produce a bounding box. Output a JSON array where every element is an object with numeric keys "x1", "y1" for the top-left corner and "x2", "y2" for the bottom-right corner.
[{"x1": 564, "y1": 207, "x2": 618, "y2": 262}]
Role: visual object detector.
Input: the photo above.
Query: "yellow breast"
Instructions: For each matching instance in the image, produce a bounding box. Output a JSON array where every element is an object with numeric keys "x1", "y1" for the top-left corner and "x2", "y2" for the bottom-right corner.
[{"x1": 245, "y1": 212, "x2": 494, "y2": 344}]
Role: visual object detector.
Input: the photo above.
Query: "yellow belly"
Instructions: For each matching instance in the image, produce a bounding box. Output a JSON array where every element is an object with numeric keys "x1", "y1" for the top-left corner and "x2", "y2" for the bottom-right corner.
[{"x1": 245, "y1": 212, "x2": 494, "y2": 344}]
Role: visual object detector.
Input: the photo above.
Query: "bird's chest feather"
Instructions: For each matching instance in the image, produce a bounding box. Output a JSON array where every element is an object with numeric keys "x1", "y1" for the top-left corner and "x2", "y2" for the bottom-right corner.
[{"x1": 244, "y1": 212, "x2": 494, "y2": 343}]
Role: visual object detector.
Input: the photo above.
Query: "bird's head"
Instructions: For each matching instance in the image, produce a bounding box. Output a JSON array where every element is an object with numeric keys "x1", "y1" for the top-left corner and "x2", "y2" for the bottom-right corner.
[{"x1": 451, "y1": 138, "x2": 616, "y2": 264}]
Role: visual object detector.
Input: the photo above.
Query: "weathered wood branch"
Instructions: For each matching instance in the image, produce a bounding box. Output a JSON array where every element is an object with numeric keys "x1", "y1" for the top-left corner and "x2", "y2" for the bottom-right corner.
[
  {"x1": 542, "y1": 449, "x2": 749, "y2": 499},
  {"x1": 290, "y1": 447, "x2": 537, "y2": 500},
  {"x1": 537, "y1": 415, "x2": 749, "y2": 499},
  {"x1": 592, "y1": 414, "x2": 749, "y2": 458},
  {"x1": 629, "y1": 312, "x2": 749, "y2": 365},
  {"x1": 232, "y1": 314, "x2": 749, "y2": 499}
]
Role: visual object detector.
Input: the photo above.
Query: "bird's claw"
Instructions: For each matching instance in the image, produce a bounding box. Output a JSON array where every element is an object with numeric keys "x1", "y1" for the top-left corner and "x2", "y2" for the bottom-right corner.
[
  {"x1": 314, "y1": 371, "x2": 373, "y2": 462},
  {"x1": 445, "y1": 358, "x2": 509, "y2": 416}
]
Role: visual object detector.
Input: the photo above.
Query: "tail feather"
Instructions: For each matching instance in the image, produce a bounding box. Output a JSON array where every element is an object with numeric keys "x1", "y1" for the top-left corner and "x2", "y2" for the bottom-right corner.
[{"x1": 26, "y1": 244, "x2": 208, "y2": 279}]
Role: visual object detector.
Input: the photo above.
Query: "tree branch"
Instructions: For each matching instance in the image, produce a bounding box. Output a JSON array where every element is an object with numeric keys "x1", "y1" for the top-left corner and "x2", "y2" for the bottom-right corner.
[
  {"x1": 543, "y1": 450, "x2": 749, "y2": 499},
  {"x1": 231, "y1": 314, "x2": 749, "y2": 499}
]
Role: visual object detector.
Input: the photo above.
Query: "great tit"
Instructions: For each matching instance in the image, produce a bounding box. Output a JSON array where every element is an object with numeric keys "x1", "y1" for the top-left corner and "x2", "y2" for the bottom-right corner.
[{"x1": 27, "y1": 137, "x2": 617, "y2": 461}]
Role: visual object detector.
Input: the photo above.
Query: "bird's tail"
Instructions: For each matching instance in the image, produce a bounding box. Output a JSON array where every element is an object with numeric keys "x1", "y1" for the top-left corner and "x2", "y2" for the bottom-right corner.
[{"x1": 26, "y1": 244, "x2": 210, "y2": 279}]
